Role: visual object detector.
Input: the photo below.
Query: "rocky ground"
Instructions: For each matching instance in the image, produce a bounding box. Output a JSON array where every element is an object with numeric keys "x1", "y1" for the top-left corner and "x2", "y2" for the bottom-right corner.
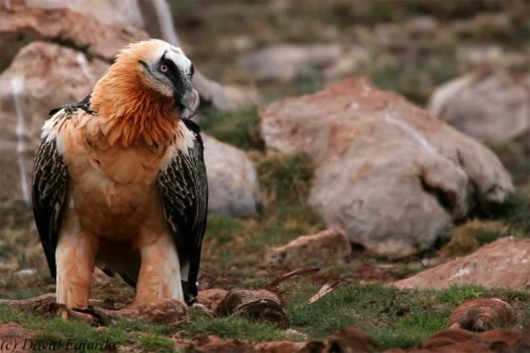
[{"x1": 1, "y1": 0, "x2": 530, "y2": 352}]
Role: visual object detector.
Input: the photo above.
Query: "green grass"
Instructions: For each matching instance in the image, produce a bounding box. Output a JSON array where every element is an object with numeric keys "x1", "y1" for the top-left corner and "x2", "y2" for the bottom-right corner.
[
  {"x1": 287, "y1": 284, "x2": 530, "y2": 350},
  {"x1": 202, "y1": 153, "x2": 322, "y2": 278},
  {"x1": 2, "y1": 284, "x2": 529, "y2": 351},
  {"x1": 200, "y1": 107, "x2": 263, "y2": 151},
  {"x1": 139, "y1": 333, "x2": 176, "y2": 353},
  {"x1": 0, "y1": 307, "x2": 129, "y2": 352},
  {"x1": 183, "y1": 316, "x2": 300, "y2": 342}
]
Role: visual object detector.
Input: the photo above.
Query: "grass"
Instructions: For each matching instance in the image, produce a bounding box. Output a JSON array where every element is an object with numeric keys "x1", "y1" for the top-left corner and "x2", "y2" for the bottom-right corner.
[
  {"x1": 287, "y1": 284, "x2": 530, "y2": 350},
  {"x1": 3, "y1": 284, "x2": 528, "y2": 352},
  {"x1": 200, "y1": 107, "x2": 263, "y2": 151},
  {"x1": 0, "y1": 307, "x2": 129, "y2": 352},
  {"x1": 183, "y1": 316, "x2": 300, "y2": 342},
  {"x1": 201, "y1": 152, "x2": 322, "y2": 282}
]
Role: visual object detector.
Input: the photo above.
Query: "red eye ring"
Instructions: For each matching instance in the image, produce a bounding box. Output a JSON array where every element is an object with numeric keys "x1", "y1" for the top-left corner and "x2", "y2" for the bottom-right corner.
[{"x1": 159, "y1": 65, "x2": 168, "y2": 73}]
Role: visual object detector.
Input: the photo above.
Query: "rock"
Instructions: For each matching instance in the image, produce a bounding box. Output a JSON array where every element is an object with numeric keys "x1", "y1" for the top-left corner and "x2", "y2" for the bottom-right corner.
[
  {"x1": 204, "y1": 135, "x2": 260, "y2": 217},
  {"x1": 197, "y1": 288, "x2": 229, "y2": 312},
  {"x1": 384, "y1": 328, "x2": 530, "y2": 353},
  {"x1": 223, "y1": 84, "x2": 261, "y2": 108},
  {"x1": 238, "y1": 44, "x2": 342, "y2": 83},
  {"x1": 185, "y1": 336, "x2": 252, "y2": 353},
  {"x1": 184, "y1": 336, "x2": 326, "y2": 353},
  {"x1": 216, "y1": 289, "x2": 289, "y2": 329},
  {"x1": 428, "y1": 68, "x2": 530, "y2": 142},
  {"x1": 456, "y1": 45, "x2": 504, "y2": 67},
  {"x1": 0, "y1": 324, "x2": 34, "y2": 353},
  {"x1": 448, "y1": 298, "x2": 516, "y2": 331},
  {"x1": 323, "y1": 45, "x2": 369, "y2": 81},
  {"x1": 0, "y1": 0, "x2": 148, "y2": 71},
  {"x1": 259, "y1": 77, "x2": 513, "y2": 258},
  {"x1": 256, "y1": 341, "x2": 325, "y2": 353},
  {"x1": 326, "y1": 326, "x2": 378, "y2": 353},
  {"x1": 0, "y1": 41, "x2": 108, "y2": 201},
  {"x1": 394, "y1": 237, "x2": 530, "y2": 290},
  {"x1": 265, "y1": 229, "x2": 351, "y2": 268},
  {"x1": 192, "y1": 71, "x2": 237, "y2": 111},
  {"x1": 24, "y1": 0, "x2": 144, "y2": 28},
  {"x1": 418, "y1": 328, "x2": 530, "y2": 353}
]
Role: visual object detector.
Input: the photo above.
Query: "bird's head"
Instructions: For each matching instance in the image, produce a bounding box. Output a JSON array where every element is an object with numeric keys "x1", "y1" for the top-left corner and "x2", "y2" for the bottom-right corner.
[
  {"x1": 92, "y1": 39, "x2": 199, "y2": 122},
  {"x1": 126, "y1": 39, "x2": 199, "y2": 119},
  {"x1": 90, "y1": 40, "x2": 200, "y2": 146}
]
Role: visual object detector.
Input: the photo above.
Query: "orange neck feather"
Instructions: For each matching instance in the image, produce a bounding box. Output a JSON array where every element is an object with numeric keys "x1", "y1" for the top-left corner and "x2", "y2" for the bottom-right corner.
[{"x1": 90, "y1": 62, "x2": 179, "y2": 148}]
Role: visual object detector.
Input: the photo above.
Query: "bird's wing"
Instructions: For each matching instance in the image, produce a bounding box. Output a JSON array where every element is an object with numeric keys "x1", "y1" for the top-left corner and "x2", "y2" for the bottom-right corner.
[
  {"x1": 158, "y1": 119, "x2": 208, "y2": 304},
  {"x1": 32, "y1": 95, "x2": 93, "y2": 279}
]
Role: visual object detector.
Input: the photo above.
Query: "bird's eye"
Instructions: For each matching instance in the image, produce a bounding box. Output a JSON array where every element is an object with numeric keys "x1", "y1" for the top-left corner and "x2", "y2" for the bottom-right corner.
[{"x1": 159, "y1": 64, "x2": 168, "y2": 73}]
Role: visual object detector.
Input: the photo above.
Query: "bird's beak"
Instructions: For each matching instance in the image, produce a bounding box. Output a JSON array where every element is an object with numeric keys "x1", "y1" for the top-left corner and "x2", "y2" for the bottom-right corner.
[{"x1": 180, "y1": 89, "x2": 200, "y2": 119}]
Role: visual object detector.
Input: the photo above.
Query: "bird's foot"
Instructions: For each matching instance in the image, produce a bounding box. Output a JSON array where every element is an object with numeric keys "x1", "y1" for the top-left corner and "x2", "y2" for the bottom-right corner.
[{"x1": 55, "y1": 304, "x2": 109, "y2": 326}]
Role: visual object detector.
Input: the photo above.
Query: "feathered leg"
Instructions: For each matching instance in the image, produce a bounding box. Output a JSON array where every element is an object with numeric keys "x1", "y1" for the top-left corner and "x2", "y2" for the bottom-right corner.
[
  {"x1": 134, "y1": 229, "x2": 183, "y2": 305},
  {"x1": 55, "y1": 211, "x2": 98, "y2": 309}
]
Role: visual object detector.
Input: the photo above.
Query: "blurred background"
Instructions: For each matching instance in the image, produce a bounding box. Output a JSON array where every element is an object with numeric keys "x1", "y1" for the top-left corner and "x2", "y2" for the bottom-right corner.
[{"x1": 0, "y1": 0, "x2": 529, "y2": 297}]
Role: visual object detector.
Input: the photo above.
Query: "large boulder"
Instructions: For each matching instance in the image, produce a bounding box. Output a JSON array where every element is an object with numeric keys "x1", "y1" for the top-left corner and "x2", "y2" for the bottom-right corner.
[
  {"x1": 203, "y1": 135, "x2": 260, "y2": 217},
  {"x1": 394, "y1": 237, "x2": 530, "y2": 290},
  {"x1": 0, "y1": 0, "x2": 148, "y2": 71},
  {"x1": 237, "y1": 44, "x2": 342, "y2": 83},
  {"x1": 0, "y1": 41, "x2": 108, "y2": 201},
  {"x1": 428, "y1": 68, "x2": 530, "y2": 142},
  {"x1": 259, "y1": 77, "x2": 514, "y2": 258},
  {"x1": 24, "y1": 0, "x2": 144, "y2": 28}
]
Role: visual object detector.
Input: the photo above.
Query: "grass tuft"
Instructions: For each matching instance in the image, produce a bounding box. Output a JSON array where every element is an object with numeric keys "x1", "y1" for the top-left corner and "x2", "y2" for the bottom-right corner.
[{"x1": 200, "y1": 107, "x2": 263, "y2": 150}]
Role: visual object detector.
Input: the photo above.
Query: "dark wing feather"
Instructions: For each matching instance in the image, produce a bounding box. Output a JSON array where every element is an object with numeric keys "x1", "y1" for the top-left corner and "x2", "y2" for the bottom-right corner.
[
  {"x1": 32, "y1": 95, "x2": 92, "y2": 279},
  {"x1": 32, "y1": 127, "x2": 68, "y2": 279},
  {"x1": 158, "y1": 119, "x2": 208, "y2": 305}
]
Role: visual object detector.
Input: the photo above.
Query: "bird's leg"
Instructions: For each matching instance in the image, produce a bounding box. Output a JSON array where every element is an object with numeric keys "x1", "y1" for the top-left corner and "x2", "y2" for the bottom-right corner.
[
  {"x1": 134, "y1": 229, "x2": 184, "y2": 305},
  {"x1": 55, "y1": 213, "x2": 98, "y2": 310}
]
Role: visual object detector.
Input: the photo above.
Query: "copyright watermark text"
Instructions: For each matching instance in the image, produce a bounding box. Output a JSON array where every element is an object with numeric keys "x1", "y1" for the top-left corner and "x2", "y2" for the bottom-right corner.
[{"x1": 0, "y1": 338, "x2": 116, "y2": 352}]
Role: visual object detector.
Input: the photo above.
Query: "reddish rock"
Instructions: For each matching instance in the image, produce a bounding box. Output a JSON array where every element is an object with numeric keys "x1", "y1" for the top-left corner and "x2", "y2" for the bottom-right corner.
[
  {"x1": 0, "y1": 0, "x2": 148, "y2": 70},
  {"x1": 394, "y1": 237, "x2": 530, "y2": 290},
  {"x1": 420, "y1": 328, "x2": 530, "y2": 353},
  {"x1": 185, "y1": 335, "x2": 252, "y2": 353},
  {"x1": 256, "y1": 341, "x2": 325, "y2": 353},
  {"x1": 326, "y1": 326, "x2": 377, "y2": 353},
  {"x1": 260, "y1": 77, "x2": 513, "y2": 258},
  {"x1": 383, "y1": 328, "x2": 530, "y2": 352},
  {"x1": 0, "y1": 324, "x2": 34, "y2": 353},
  {"x1": 197, "y1": 288, "x2": 229, "y2": 312},
  {"x1": 448, "y1": 298, "x2": 516, "y2": 331},
  {"x1": 265, "y1": 229, "x2": 350, "y2": 268}
]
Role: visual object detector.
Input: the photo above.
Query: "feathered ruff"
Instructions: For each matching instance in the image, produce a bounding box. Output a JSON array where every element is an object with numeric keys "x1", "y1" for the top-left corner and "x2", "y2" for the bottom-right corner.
[{"x1": 90, "y1": 41, "x2": 179, "y2": 148}]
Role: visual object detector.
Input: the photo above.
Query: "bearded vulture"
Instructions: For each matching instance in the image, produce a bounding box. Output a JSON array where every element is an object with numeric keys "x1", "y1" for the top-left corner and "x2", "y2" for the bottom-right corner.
[{"x1": 32, "y1": 39, "x2": 208, "y2": 309}]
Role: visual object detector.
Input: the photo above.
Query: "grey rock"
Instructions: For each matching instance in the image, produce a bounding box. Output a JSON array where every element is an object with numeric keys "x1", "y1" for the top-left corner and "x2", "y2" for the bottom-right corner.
[
  {"x1": 259, "y1": 77, "x2": 513, "y2": 258},
  {"x1": 203, "y1": 135, "x2": 260, "y2": 218},
  {"x1": 428, "y1": 68, "x2": 530, "y2": 142},
  {"x1": 238, "y1": 44, "x2": 342, "y2": 83}
]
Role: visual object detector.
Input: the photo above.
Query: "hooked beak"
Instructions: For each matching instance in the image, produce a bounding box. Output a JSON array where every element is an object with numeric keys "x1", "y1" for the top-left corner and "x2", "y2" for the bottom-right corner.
[{"x1": 180, "y1": 88, "x2": 200, "y2": 119}]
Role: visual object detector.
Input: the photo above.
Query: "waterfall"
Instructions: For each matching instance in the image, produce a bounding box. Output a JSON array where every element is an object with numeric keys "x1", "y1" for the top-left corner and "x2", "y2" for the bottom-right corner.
[
  {"x1": 76, "y1": 52, "x2": 94, "y2": 81},
  {"x1": 11, "y1": 76, "x2": 31, "y2": 203}
]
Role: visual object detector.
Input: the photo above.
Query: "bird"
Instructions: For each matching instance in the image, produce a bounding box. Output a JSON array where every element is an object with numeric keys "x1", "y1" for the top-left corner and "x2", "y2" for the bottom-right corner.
[{"x1": 32, "y1": 39, "x2": 208, "y2": 310}]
